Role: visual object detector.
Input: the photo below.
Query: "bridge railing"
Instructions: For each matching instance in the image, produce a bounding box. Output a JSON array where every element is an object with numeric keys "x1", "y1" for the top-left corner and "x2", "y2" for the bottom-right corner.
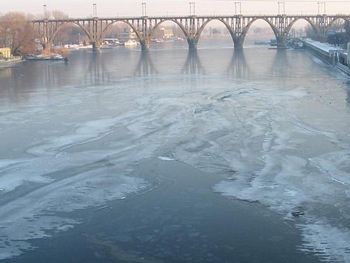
[{"x1": 32, "y1": 13, "x2": 350, "y2": 23}]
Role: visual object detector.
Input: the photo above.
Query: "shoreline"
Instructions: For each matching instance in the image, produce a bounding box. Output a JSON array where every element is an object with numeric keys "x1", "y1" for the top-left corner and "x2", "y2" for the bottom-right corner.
[{"x1": 0, "y1": 58, "x2": 22, "y2": 68}]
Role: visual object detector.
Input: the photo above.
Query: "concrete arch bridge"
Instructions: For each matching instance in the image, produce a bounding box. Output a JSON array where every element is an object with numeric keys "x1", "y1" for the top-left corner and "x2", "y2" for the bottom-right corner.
[{"x1": 33, "y1": 14, "x2": 350, "y2": 51}]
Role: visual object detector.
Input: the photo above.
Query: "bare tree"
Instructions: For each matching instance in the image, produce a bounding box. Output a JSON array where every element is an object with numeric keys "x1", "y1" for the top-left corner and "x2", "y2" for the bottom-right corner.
[
  {"x1": 50, "y1": 10, "x2": 69, "y2": 20},
  {"x1": 0, "y1": 12, "x2": 36, "y2": 55},
  {"x1": 48, "y1": 10, "x2": 73, "y2": 46}
]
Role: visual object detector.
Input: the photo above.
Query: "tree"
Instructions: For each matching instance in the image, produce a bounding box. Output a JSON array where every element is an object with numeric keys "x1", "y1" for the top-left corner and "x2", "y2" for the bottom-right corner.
[
  {"x1": 327, "y1": 32, "x2": 346, "y2": 46},
  {"x1": 0, "y1": 12, "x2": 36, "y2": 55},
  {"x1": 305, "y1": 24, "x2": 318, "y2": 39},
  {"x1": 344, "y1": 21, "x2": 350, "y2": 43},
  {"x1": 50, "y1": 10, "x2": 69, "y2": 20},
  {"x1": 212, "y1": 28, "x2": 221, "y2": 35},
  {"x1": 47, "y1": 10, "x2": 72, "y2": 46}
]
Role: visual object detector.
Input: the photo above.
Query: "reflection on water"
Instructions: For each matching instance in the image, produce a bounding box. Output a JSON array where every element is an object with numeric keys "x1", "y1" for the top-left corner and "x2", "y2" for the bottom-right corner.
[
  {"x1": 272, "y1": 49, "x2": 289, "y2": 76},
  {"x1": 182, "y1": 50, "x2": 205, "y2": 75},
  {"x1": 134, "y1": 51, "x2": 158, "y2": 76},
  {"x1": 0, "y1": 45, "x2": 347, "y2": 106},
  {"x1": 0, "y1": 67, "x2": 12, "y2": 78},
  {"x1": 84, "y1": 51, "x2": 112, "y2": 85},
  {"x1": 226, "y1": 49, "x2": 250, "y2": 78},
  {"x1": 1, "y1": 47, "x2": 294, "y2": 100}
]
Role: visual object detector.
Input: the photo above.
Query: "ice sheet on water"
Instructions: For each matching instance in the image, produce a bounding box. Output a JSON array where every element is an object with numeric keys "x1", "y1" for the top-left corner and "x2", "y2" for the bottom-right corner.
[
  {"x1": 0, "y1": 109, "x2": 153, "y2": 258},
  {"x1": 293, "y1": 122, "x2": 337, "y2": 140},
  {"x1": 214, "y1": 155, "x2": 312, "y2": 213},
  {"x1": 0, "y1": 108, "x2": 42, "y2": 126},
  {"x1": 204, "y1": 84, "x2": 350, "y2": 262},
  {"x1": 0, "y1": 167, "x2": 150, "y2": 260},
  {"x1": 130, "y1": 83, "x2": 350, "y2": 261},
  {"x1": 297, "y1": 219, "x2": 350, "y2": 262},
  {"x1": 1, "y1": 72, "x2": 349, "y2": 261},
  {"x1": 309, "y1": 151, "x2": 350, "y2": 186},
  {"x1": 0, "y1": 151, "x2": 120, "y2": 193},
  {"x1": 26, "y1": 117, "x2": 122, "y2": 156},
  {"x1": 0, "y1": 157, "x2": 55, "y2": 192},
  {"x1": 0, "y1": 159, "x2": 31, "y2": 170},
  {"x1": 213, "y1": 150, "x2": 350, "y2": 262}
]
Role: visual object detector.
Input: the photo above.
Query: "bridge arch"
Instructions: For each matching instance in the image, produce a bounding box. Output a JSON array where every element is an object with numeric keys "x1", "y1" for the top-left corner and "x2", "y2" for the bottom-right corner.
[
  {"x1": 242, "y1": 18, "x2": 279, "y2": 40},
  {"x1": 194, "y1": 18, "x2": 236, "y2": 47},
  {"x1": 45, "y1": 21, "x2": 92, "y2": 48},
  {"x1": 101, "y1": 20, "x2": 143, "y2": 43},
  {"x1": 148, "y1": 19, "x2": 190, "y2": 40},
  {"x1": 143, "y1": 19, "x2": 191, "y2": 50},
  {"x1": 236, "y1": 18, "x2": 280, "y2": 48},
  {"x1": 50, "y1": 22, "x2": 92, "y2": 48},
  {"x1": 285, "y1": 17, "x2": 319, "y2": 37},
  {"x1": 325, "y1": 16, "x2": 350, "y2": 34}
]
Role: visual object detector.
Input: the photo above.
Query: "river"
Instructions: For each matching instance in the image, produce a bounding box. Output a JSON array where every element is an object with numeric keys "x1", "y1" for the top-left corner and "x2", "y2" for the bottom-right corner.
[{"x1": 0, "y1": 38, "x2": 350, "y2": 262}]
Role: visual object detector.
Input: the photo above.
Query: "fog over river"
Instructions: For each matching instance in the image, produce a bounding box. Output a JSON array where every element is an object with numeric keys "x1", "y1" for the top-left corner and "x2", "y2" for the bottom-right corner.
[{"x1": 0, "y1": 39, "x2": 350, "y2": 262}]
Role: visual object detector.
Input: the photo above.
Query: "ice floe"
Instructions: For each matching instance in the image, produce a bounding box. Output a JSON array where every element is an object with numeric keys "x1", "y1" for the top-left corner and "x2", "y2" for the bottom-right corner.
[{"x1": 0, "y1": 168, "x2": 149, "y2": 260}]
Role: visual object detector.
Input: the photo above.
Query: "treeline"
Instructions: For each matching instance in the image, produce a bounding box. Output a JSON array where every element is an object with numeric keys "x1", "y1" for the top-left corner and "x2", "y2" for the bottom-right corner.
[
  {"x1": 0, "y1": 12, "x2": 36, "y2": 55},
  {"x1": 0, "y1": 10, "x2": 70, "y2": 56},
  {"x1": 305, "y1": 21, "x2": 350, "y2": 47},
  {"x1": 327, "y1": 22, "x2": 350, "y2": 46}
]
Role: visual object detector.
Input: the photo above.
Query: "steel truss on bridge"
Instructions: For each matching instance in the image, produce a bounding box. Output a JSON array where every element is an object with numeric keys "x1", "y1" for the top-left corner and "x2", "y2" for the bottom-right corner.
[{"x1": 33, "y1": 14, "x2": 350, "y2": 50}]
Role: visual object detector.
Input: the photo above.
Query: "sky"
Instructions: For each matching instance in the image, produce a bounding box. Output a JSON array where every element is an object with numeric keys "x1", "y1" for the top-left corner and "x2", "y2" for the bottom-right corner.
[{"x1": 2, "y1": 0, "x2": 350, "y2": 17}]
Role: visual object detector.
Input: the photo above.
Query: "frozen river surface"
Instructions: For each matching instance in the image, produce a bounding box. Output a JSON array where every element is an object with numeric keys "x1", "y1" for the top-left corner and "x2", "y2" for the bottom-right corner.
[{"x1": 0, "y1": 41, "x2": 350, "y2": 262}]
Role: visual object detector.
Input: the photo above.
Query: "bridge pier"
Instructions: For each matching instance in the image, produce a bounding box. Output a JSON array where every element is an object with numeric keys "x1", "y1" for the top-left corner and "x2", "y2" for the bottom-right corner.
[
  {"x1": 233, "y1": 38, "x2": 244, "y2": 50},
  {"x1": 140, "y1": 40, "x2": 150, "y2": 51},
  {"x1": 92, "y1": 40, "x2": 101, "y2": 51},
  {"x1": 187, "y1": 39, "x2": 198, "y2": 51},
  {"x1": 276, "y1": 36, "x2": 288, "y2": 49}
]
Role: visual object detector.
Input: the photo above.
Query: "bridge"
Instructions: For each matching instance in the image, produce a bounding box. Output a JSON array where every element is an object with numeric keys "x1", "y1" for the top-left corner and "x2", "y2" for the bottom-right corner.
[{"x1": 33, "y1": 14, "x2": 350, "y2": 51}]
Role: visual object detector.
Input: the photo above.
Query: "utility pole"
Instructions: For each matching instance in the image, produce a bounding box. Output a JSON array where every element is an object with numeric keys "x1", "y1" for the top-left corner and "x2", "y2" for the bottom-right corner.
[
  {"x1": 142, "y1": 3, "x2": 147, "y2": 16},
  {"x1": 93, "y1": 3, "x2": 97, "y2": 18},
  {"x1": 278, "y1": 2, "x2": 285, "y2": 14},
  {"x1": 317, "y1": 2, "x2": 326, "y2": 14},
  {"x1": 43, "y1": 5, "x2": 48, "y2": 19},
  {"x1": 189, "y1": 2, "x2": 195, "y2": 16},
  {"x1": 234, "y1": 2, "x2": 241, "y2": 15}
]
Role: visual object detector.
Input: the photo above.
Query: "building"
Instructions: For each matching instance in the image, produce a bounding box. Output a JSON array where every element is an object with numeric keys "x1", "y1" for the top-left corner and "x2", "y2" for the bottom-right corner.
[
  {"x1": 121, "y1": 28, "x2": 137, "y2": 40},
  {"x1": 159, "y1": 27, "x2": 174, "y2": 39},
  {"x1": 0, "y1": 48, "x2": 12, "y2": 59}
]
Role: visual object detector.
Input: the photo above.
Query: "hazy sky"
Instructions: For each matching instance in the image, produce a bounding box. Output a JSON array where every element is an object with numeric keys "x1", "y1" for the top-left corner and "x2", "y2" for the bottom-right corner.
[{"x1": 3, "y1": 0, "x2": 350, "y2": 17}]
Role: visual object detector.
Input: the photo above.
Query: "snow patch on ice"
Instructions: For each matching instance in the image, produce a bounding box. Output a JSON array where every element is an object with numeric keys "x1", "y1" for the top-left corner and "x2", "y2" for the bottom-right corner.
[
  {"x1": 158, "y1": 156, "x2": 175, "y2": 161},
  {"x1": 26, "y1": 118, "x2": 121, "y2": 156},
  {"x1": 0, "y1": 159, "x2": 32, "y2": 170},
  {"x1": 213, "y1": 154, "x2": 311, "y2": 214},
  {"x1": 0, "y1": 157, "x2": 55, "y2": 192},
  {"x1": 309, "y1": 151, "x2": 350, "y2": 187}
]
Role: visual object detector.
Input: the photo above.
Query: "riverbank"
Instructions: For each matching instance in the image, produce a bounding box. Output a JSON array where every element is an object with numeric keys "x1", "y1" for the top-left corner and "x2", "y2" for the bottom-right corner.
[
  {"x1": 303, "y1": 39, "x2": 350, "y2": 76},
  {"x1": 0, "y1": 57, "x2": 22, "y2": 68}
]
